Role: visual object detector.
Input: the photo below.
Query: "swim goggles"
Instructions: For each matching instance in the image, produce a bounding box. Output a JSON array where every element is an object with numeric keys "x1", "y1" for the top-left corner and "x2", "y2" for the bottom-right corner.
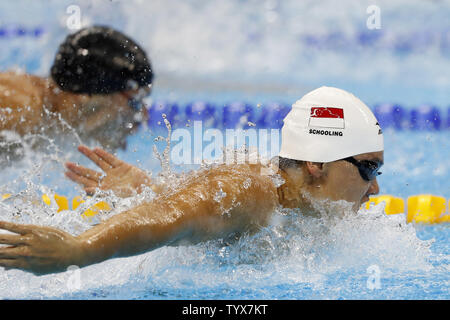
[{"x1": 342, "y1": 157, "x2": 383, "y2": 181}]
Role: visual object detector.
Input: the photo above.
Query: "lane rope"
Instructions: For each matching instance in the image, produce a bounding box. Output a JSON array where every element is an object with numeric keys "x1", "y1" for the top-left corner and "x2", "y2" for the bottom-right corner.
[{"x1": 2, "y1": 192, "x2": 448, "y2": 224}]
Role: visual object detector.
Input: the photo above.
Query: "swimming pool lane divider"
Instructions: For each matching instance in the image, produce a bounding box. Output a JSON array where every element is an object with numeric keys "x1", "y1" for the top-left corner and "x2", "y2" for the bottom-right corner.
[
  {"x1": 0, "y1": 25, "x2": 44, "y2": 38},
  {"x1": 364, "y1": 195, "x2": 449, "y2": 224},
  {"x1": 2, "y1": 193, "x2": 449, "y2": 224},
  {"x1": 1, "y1": 193, "x2": 111, "y2": 219},
  {"x1": 147, "y1": 102, "x2": 450, "y2": 130}
]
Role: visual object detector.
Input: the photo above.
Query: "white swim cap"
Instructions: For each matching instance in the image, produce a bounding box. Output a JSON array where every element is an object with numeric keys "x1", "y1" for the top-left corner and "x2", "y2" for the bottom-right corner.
[{"x1": 279, "y1": 86, "x2": 383, "y2": 163}]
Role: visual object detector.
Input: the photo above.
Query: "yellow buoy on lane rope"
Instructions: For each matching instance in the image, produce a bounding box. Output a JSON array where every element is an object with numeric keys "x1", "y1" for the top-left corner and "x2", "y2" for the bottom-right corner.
[
  {"x1": 365, "y1": 195, "x2": 405, "y2": 215},
  {"x1": 2, "y1": 192, "x2": 448, "y2": 224},
  {"x1": 40, "y1": 193, "x2": 112, "y2": 218},
  {"x1": 407, "y1": 195, "x2": 447, "y2": 224}
]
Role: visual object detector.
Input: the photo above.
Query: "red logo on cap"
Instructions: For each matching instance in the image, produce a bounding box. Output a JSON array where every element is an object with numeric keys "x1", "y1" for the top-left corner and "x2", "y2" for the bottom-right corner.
[
  {"x1": 310, "y1": 107, "x2": 344, "y2": 119},
  {"x1": 309, "y1": 107, "x2": 345, "y2": 129}
]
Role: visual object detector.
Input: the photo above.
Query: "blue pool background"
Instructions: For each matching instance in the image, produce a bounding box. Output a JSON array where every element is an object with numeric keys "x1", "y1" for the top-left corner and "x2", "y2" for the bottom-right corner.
[{"x1": 0, "y1": 0, "x2": 448, "y2": 299}]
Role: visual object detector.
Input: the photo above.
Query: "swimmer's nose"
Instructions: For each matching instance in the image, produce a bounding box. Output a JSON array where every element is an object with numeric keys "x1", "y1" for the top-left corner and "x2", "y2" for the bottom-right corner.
[
  {"x1": 142, "y1": 107, "x2": 149, "y2": 121},
  {"x1": 367, "y1": 178, "x2": 380, "y2": 197}
]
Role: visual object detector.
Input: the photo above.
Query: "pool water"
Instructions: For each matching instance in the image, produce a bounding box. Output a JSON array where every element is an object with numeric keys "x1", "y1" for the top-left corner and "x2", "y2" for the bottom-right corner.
[
  {"x1": 0, "y1": 0, "x2": 449, "y2": 300},
  {"x1": 0, "y1": 122, "x2": 448, "y2": 300}
]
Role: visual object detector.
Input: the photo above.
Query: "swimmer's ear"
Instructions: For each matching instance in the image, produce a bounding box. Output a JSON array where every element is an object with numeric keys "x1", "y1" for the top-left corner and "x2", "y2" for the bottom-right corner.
[{"x1": 305, "y1": 161, "x2": 325, "y2": 179}]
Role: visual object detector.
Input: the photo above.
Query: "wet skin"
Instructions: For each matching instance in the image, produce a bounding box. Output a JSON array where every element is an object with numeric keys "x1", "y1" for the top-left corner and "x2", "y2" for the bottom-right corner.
[
  {"x1": 0, "y1": 72, "x2": 148, "y2": 150},
  {"x1": 0, "y1": 145, "x2": 382, "y2": 275}
]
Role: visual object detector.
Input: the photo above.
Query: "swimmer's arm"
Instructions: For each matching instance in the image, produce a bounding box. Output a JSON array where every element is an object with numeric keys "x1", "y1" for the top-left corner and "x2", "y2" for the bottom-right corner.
[
  {"x1": 0, "y1": 166, "x2": 277, "y2": 274},
  {"x1": 76, "y1": 167, "x2": 279, "y2": 267}
]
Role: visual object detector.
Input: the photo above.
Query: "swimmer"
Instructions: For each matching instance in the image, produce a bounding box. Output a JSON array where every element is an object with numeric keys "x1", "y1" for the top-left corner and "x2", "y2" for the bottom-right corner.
[
  {"x1": 0, "y1": 25, "x2": 153, "y2": 151},
  {"x1": 0, "y1": 87, "x2": 384, "y2": 275}
]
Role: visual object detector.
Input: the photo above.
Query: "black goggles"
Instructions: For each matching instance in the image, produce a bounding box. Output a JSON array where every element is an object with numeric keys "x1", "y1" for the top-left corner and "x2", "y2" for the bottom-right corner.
[
  {"x1": 122, "y1": 88, "x2": 150, "y2": 112},
  {"x1": 342, "y1": 157, "x2": 383, "y2": 182},
  {"x1": 127, "y1": 97, "x2": 145, "y2": 111}
]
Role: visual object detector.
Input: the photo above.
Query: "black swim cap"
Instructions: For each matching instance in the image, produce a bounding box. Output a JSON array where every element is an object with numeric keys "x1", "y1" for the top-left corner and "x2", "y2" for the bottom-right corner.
[{"x1": 51, "y1": 26, "x2": 153, "y2": 94}]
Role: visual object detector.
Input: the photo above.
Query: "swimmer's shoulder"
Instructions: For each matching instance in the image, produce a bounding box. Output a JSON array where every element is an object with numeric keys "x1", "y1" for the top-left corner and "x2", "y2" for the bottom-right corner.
[
  {"x1": 0, "y1": 72, "x2": 52, "y2": 133},
  {"x1": 0, "y1": 71, "x2": 48, "y2": 91},
  {"x1": 200, "y1": 162, "x2": 279, "y2": 193},
  {"x1": 208, "y1": 161, "x2": 272, "y2": 176},
  {"x1": 0, "y1": 71, "x2": 48, "y2": 109}
]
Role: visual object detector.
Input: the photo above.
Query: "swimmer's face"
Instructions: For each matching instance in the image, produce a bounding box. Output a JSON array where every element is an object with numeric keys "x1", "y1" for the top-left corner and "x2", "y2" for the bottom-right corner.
[
  {"x1": 48, "y1": 79, "x2": 150, "y2": 150},
  {"x1": 320, "y1": 151, "x2": 383, "y2": 212},
  {"x1": 77, "y1": 87, "x2": 150, "y2": 149}
]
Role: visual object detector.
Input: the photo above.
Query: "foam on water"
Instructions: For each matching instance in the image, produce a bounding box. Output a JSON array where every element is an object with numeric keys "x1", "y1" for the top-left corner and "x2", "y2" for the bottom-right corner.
[
  {"x1": 0, "y1": 128, "x2": 441, "y2": 299},
  {"x1": 0, "y1": 201, "x2": 437, "y2": 299}
]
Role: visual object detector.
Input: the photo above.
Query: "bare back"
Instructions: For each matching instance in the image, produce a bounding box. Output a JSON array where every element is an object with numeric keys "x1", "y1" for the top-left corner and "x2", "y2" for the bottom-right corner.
[{"x1": 0, "y1": 72, "x2": 51, "y2": 135}]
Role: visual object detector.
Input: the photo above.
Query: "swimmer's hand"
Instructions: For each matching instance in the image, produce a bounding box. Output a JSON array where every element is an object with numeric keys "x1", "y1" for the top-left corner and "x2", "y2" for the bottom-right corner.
[
  {"x1": 0, "y1": 221, "x2": 85, "y2": 275},
  {"x1": 65, "y1": 145, "x2": 161, "y2": 197}
]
